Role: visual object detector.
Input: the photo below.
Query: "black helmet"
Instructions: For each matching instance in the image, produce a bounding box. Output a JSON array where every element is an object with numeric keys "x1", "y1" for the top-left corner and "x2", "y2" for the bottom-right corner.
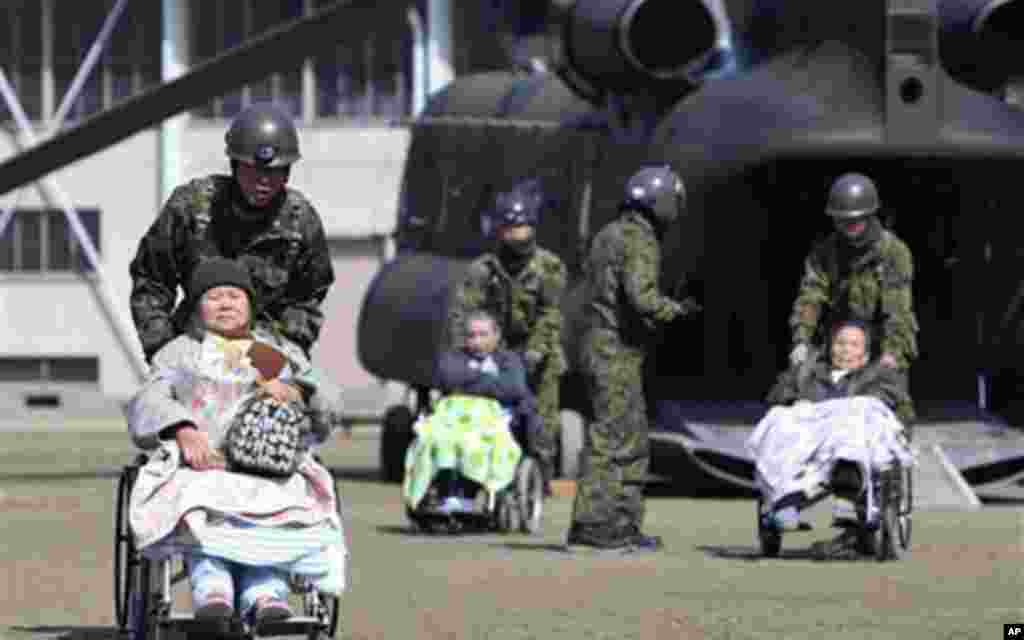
[
  {"x1": 488, "y1": 178, "x2": 545, "y2": 230},
  {"x1": 225, "y1": 104, "x2": 301, "y2": 167},
  {"x1": 825, "y1": 173, "x2": 879, "y2": 219},
  {"x1": 623, "y1": 164, "x2": 686, "y2": 226}
]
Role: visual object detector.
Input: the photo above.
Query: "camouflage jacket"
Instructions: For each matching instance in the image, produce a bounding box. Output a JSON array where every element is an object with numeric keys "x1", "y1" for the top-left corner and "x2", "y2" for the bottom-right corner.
[
  {"x1": 766, "y1": 359, "x2": 916, "y2": 423},
  {"x1": 583, "y1": 211, "x2": 684, "y2": 346},
  {"x1": 129, "y1": 175, "x2": 335, "y2": 361},
  {"x1": 790, "y1": 229, "x2": 919, "y2": 369},
  {"x1": 448, "y1": 248, "x2": 567, "y2": 372}
]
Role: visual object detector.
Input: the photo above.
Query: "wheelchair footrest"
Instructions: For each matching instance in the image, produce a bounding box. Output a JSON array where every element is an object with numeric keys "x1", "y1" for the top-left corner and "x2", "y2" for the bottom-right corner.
[
  {"x1": 253, "y1": 616, "x2": 324, "y2": 638},
  {"x1": 160, "y1": 613, "x2": 325, "y2": 637}
]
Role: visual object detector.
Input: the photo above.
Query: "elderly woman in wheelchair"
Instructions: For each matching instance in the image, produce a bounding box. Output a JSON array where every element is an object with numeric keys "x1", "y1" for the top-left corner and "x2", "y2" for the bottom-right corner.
[
  {"x1": 402, "y1": 310, "x2": 545, "y2": 534},
  {"x1": 748, "y1": 319, "x2": 915, "y2": 559},
  {"x1": 121, "y1": 258, "x2": 346, "y2": 634}
]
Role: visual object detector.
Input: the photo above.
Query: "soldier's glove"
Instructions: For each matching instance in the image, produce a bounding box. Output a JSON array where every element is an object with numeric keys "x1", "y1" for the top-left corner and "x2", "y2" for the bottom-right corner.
[
  {"x1": 789, "y1": 343, "x2": 809, "y2": 367},
  {"x1": 879, "y1": 352, "x2": 900, "y2": 369},
  {"x1": 677, "y1": 297, "x2": 703, "y2": 317},
  {"x1": 523, "y1": 350, "x2": 545, "y2": 375}
]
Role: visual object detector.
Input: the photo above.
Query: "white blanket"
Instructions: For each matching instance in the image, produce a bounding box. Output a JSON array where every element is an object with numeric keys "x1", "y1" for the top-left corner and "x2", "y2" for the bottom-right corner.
[{"x1": 746, "y1": 397, "x2": 915, "y2": 517}]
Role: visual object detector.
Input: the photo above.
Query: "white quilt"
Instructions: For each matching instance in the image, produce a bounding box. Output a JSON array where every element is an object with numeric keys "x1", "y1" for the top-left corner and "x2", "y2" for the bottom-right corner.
[{"x1": 746, "y1": 396, "x2": 915, "y2": 517}]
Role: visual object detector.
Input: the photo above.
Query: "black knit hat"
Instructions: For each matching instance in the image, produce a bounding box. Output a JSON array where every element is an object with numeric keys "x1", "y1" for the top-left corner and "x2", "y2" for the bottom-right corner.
[{"x1": 188, "y1": 257, "x2": 256, "y2": 306}]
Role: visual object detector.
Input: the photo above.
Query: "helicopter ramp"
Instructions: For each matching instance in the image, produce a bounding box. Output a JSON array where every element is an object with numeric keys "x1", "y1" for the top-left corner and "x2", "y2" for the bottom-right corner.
[
  {"x1": 910, "y1": 436, "x2": 982, "y2": 510},
  {"x1": 650, "y1": 407, "x2": 1018, "y2": 510}
]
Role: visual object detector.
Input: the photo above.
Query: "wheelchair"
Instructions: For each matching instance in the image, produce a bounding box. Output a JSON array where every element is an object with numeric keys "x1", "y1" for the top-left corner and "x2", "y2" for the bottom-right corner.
[
  {"x1": 756, "y1": 455, "x2": 913, "y2": 561},
  {"x1": 404, "y1": 407, "x2": 546, "y2": 536},
  {"x1": 114, "y1": 453, "x2": 343, "y2": 640}
]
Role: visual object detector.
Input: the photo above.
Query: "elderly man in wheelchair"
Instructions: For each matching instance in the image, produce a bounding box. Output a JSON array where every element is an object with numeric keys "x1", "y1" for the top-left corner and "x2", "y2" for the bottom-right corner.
[
  {"x1": 747, "y1": 318, "x2": 915, "y2": 560},
  {"x1": 402, "y1": 310, "x2": 546, "y2": 534},
  {"x1": 116, "y1": 258, "x2": 346, "y2": 639}
]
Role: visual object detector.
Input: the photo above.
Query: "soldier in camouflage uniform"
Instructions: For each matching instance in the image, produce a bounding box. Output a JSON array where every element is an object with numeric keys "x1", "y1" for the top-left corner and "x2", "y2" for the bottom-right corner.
[
  {"x1": 130, "y1": 104, "x2": 335, "y2": 362},
  {"x1": 786, "y1": 172, "x2": 918, "y2": 542},
  {"x1": 566, "y1": 165, "x2": 702, "y2": 552},
  {"x1": 448, "y1": 178, "x2": 567, "y2": 495},
  {"x1": 788, "y1": 173, "x2": 918, "y2": 381}
]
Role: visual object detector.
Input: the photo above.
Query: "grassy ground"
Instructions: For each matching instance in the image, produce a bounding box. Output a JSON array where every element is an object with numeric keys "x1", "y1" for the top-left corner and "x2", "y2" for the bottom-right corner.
[{"x1": 0, "y1": 428, "x2": 1021, "y2": 640}]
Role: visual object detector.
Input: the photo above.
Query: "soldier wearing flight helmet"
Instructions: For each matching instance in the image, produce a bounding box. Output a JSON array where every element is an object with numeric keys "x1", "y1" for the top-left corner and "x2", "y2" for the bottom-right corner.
[
  {"x1": 448, "y1": 177, "x2": 568, "y2": 495},
  {"x1": 566, "y1": 165, "x2": 702, "y2": 553},
  {"x1": 788, "y1": 173, "x2": 919, "y2": 378},
  {"x1": 130, "y1": 104, "x2": 334, "y2": 362}
]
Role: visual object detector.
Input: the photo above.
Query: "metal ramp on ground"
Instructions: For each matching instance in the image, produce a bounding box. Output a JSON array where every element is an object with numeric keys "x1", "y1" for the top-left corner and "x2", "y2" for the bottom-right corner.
[{"x1": 910, "y1": 436, "x2": 982, "y2": 510}]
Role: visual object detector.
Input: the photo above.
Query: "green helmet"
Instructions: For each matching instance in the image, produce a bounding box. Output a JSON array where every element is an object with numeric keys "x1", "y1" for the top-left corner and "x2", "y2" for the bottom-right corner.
[
  {"x1": 225, "y1": 104, "x2": 301, "y2": 168},
  {"x1": 825, "y1": 173, "x2": 880, "y2": 220}
]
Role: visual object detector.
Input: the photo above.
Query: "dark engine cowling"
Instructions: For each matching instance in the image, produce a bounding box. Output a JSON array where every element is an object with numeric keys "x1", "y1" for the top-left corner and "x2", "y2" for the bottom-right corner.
[
  {"x1": 940, "y1": 0, "x2": 1024, "y2": 95},
  {"x1": 559, "y1": 0, "x2": 724, "y2": 100},
  {"x1": 357, "y1": 253, "x2": 472, "y2": 389}
]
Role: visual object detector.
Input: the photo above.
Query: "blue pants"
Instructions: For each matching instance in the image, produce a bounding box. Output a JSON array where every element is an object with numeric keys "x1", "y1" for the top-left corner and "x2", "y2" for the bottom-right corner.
[{"x1": 187, "y1": 552, "x2": 289, "y2": 616}]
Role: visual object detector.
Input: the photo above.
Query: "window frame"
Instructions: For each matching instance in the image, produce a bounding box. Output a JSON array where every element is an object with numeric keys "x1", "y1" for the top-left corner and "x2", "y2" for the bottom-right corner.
[{"x1": 0, "y1": 208, "x2": 101, "y2": 275}]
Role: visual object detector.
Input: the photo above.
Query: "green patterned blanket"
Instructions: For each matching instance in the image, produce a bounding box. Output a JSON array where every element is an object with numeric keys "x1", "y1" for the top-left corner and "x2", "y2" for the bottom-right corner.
[{"x1": 403, "y1": 394, "x2": 522, "y2": 509}]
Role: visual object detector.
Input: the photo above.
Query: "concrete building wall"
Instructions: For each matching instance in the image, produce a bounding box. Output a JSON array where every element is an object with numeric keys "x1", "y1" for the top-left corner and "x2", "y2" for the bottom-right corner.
[{"x1": 0, "y1": 123, "x2": 410, "y2": 415}]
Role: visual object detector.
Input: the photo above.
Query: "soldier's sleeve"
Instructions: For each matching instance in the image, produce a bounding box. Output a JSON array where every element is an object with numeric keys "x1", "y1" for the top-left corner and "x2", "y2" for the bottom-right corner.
[
  {"x1": 525, "y1": 256, "x2": 567, "y2": 366},
  {"x1": 788, "y1": 246, "x2": 831, "y2": 347},
  {"x1": 447, "y1": 261, "x2": 489, "y2": 349},
  {"x1": 129, "y1": 185, "x2": 189, "y2": 361},
  {"x1": 765, "y1": 366, "x2": 800, "y2": 406},
  {"x1": 273, "y1": 209, "x2": 335, "y2": 354},
  {"x1": 621, "y1": 228, "x2": 682, "y2": 325},
  {"x1": 879, "y1": 240, "x2": 919, "y2": 368}
]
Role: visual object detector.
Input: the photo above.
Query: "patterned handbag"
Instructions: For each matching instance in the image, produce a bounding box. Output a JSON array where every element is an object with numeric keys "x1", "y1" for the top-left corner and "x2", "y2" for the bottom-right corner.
[{"x1": 223, "y1": 394, "x2": 310, "y2": 478}]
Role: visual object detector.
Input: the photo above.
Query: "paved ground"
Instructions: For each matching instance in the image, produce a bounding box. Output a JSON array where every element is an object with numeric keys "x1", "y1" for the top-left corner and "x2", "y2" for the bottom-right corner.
[{"x1": 0, "y1": 428, "x2": 1021, "y2": 640}]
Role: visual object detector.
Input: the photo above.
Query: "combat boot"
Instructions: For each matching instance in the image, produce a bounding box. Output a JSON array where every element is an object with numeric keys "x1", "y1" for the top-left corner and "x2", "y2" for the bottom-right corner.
[
  {"x1": 541, "y1": 459, "x2": 554, "y2": 498},
  {"x1": 622, "y1": 524, "x2": 663, "y2": 551},
  {"x1": 565, "y1": 524, "x2": 633, "y2": 552}
]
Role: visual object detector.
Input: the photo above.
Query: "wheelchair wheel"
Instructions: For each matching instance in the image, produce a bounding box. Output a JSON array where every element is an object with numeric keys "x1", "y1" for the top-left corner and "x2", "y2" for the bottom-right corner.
[
  {"x1": 380, "y1": 405, "x2": 415, "y2": 482},
  {"x1": 114, "y1": 463, "x2": 141, "y2": 631},
  {"x1": 517, "y1": 458, "x2": 544, "y2": 534},
  {"x1": 125, "y1": 557, "x2": 155, "y2": 640},
  {"x1": 305, "y1": 591, "x2": 341, "y2": 640},
  {"x1": 877, "y1": 467, "x2": 910, "y2": 561},
  {"x1": 756, "y1": 498, "x2": 781, "y2": 558},
  {"x1": 898, "y1": 465, "x2": 913, "y2": 550},
  {"x1": 495, "y1": 491, "x2": 520, "y2": 533}
]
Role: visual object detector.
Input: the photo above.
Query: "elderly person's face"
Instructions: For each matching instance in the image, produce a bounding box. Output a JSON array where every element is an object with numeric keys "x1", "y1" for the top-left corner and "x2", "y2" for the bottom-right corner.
[
  {"x1": 465, "y1": 318, "x2": 499, "y2": 356},
  {"x1": 831, "y1": 325, "x2": 868, "y2": 371},
  {"x1": 199, "y1": 286, "x2": 251, "y2": 337}
]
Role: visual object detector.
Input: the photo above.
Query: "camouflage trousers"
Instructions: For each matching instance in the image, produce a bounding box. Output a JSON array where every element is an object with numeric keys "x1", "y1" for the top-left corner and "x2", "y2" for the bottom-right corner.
[
  {"x1": 526, "y1": 356, "x2": 561, "y2": 474},
  {"x1": 569, "y1": 329, "x2": 649, "y2": 538}
]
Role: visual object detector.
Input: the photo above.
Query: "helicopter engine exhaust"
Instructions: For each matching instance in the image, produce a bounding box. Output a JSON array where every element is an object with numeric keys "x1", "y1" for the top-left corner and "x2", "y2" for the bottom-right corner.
[
  {"x1": 563, "y1": 0, "x2": 720, "y2": 97},
  {"x1": 940, "y1": 0, "x2": 1024, "y2": 95}
]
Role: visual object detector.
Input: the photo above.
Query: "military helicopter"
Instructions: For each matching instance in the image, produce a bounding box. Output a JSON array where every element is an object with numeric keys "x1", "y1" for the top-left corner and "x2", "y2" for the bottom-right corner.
[{"x1": 358, "y1": 0, "x2": 1024, "y2": 502}]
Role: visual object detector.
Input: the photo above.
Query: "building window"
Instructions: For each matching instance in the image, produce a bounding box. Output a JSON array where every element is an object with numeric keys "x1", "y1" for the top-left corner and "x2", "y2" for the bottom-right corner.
[
  {"x1": 0, "y1": 209, "x2": 100, "y2": 273},
  {"x1": 0, "y1": 0, "x2": 160, "y2": 123},
  {"x1": 1, "y1": 1, "x2": 415, "y2": 124},
  {"x1": 0, "y1": 357, "x2": 99, "y2": 383},
  {"x1": 191, "y1": 0, "x2": 414, "y2": 121}
]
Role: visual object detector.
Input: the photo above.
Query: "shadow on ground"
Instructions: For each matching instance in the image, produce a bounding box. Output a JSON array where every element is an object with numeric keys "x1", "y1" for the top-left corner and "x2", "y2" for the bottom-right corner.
[
  {"x1": 326, "y1": 466, "x2": 386, "y2": 485},
  {"x1": 10, "y1": 626, "x2": 120, "y2": 640},
  {"x1": 493, "y1": 542, "x2": 571, "y2": 553},
  {"x1": 697, "y1": 543, "x2": 879, "y2": 563}
]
